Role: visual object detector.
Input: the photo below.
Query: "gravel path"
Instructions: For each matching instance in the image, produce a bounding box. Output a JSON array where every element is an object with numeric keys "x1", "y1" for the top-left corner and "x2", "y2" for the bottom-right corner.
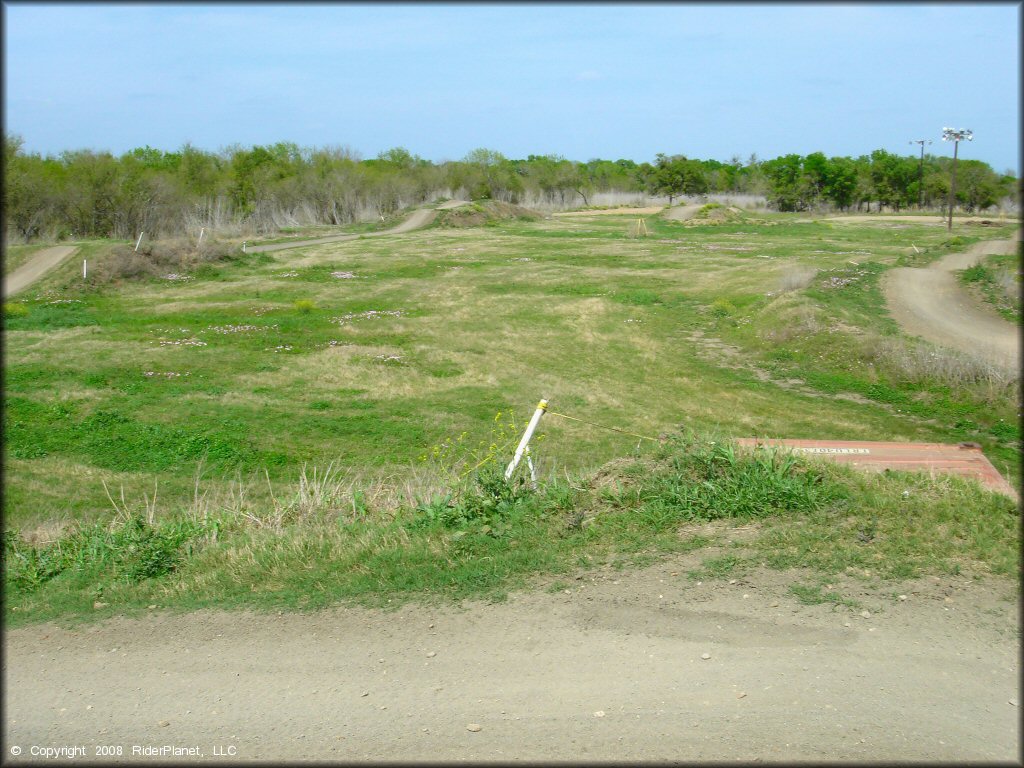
[
  {"x1": 4, "y1": 557, "x2": 1018, "y2": 763},
  {"x1": 882, "y1": 234, "x2": 1021, "y2": 370},
  {"x1": 3, "y1": 246, "x2": 78, "y2": 298}
]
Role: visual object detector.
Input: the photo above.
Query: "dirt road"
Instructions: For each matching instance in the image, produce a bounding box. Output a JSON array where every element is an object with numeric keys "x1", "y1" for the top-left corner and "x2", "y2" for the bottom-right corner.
[
  {"x1": 882, "y1": 235, "x2": 1021, "y2": 370},
  {"x1": 3, "y1": 246, "x2": 78, "y2": 298},
  {"x1": 4, "y1": 555, "x2": 1018, "y2": 763},
  {"x1": 661, "y1": 203, "x2": 704, "y2": 221},
  {"x1": 246, "y1": 202, "x2": 468, "y2": 254}
]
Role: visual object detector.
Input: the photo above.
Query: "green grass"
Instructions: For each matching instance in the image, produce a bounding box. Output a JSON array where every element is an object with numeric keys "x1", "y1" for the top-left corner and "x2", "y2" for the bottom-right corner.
[
  {"x1": 5, "y1": 433, "x2": 1016, "y2": 628},
  {"x1": 958, "y1": 251, "x2": 1021, "y2": 323},
  {"x1": 4, "y1": 211, "x2": 1020, "y2": 626}
]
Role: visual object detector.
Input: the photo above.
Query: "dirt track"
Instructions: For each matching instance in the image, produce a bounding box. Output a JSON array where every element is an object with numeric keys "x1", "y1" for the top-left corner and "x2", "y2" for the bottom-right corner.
[
  {"x1": 3, "y1": 246, "x2": 78, "y2": 298},
  {"x1": 882, "y1": 234, "x2": 1021, "y2": 370},
  {"x1": 246, "y1": 202, "x2": 468, "y2": 254},
  {"x1": 4, "y1": 555, "x2": 1018, "y2": 763}
]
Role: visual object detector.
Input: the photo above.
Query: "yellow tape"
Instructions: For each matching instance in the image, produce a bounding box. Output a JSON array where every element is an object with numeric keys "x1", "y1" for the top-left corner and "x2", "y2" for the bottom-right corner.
[{"x1": 546, "y1": 410, "x2": 660, "y2": 442}]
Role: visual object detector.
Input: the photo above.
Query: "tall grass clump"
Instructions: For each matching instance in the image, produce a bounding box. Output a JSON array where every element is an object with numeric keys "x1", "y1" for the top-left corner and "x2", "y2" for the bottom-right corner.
[
  {"x1": 592, "y1": 433, "x2": 841, "y2": 536},
  {"x1": 777, "y1": 266, "x2": 819, "y2": 293},
  {"x1": 4, "y1": 430, "x2": 1018, "y2": 626},
  {"x1": 865, "y1": 335, "x2": 1019, "y2": 403},
  {"x1": 5, "y1": 512, "x2": 210, "y2": 594}
]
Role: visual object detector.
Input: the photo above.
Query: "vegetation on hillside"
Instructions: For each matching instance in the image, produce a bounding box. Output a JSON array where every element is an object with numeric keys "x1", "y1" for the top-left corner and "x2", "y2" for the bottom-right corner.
[
  {"x1": 2, "y1": 148, "x2": 1019, "y2": 625},
  {"x1": 4, "y1": 134, "x2": 1017, "y2": 243},
  {"x1": 5, "y1": 431, "x2": 1017, "y2": 627}
]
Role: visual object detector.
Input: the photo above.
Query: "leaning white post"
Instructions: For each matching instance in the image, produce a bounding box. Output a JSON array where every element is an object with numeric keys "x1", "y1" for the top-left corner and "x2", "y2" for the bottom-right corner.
[
  {"x1": 134, "y1": 232, "x2": 144, "y2": 252},
  {"x1": 505, "y1": 398, "x2": 548, "y2": 481},
  {"x1": 197, "y1": 227, "x2": 205, "y2": 246}
]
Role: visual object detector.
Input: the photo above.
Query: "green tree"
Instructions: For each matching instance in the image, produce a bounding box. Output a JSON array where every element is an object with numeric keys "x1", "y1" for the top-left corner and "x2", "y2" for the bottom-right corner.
[{"x1": 648, "y1": 154, "x2": 708, "y2": 204}]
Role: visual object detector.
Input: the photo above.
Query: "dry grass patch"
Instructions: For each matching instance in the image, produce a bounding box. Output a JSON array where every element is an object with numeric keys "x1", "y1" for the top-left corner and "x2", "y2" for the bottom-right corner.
[{"x1": 777, "y1": 266, "x2": 819, "y2": 293}]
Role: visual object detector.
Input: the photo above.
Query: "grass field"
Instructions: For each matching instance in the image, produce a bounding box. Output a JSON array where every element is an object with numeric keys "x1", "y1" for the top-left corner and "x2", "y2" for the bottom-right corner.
[{"x1": 3, "y1": 206, "x2": 1020, "y2": 625}]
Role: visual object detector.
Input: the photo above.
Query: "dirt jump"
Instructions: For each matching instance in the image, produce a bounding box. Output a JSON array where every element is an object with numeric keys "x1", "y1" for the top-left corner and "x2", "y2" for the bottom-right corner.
[
  {"x1": 246, "y1": 200, "x2": 469, "y2": 254},
  {"x1": 882, "y1": 233, "x2": 1021, "y2": 370},
  {"x1": 3, "y1": 246, "x2": 79, "y2": 298},
  {"x1": 4, "y1": 557, "x2": 1017, "y2": 762}
]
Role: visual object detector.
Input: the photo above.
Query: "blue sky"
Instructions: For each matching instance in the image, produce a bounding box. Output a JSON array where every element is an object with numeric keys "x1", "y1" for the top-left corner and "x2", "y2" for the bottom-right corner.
[{"x1": 3, "y1": 2, "x2": 1020, "y2": 173}]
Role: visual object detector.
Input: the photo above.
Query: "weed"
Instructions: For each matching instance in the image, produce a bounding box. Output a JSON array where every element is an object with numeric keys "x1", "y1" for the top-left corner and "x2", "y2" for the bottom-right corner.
[
  {"x1": 689, "y1": 554, "x2": 746, "y2": 580},
  {"x1": 777, "y1": 267, "x2": 818, "y2": 293},
  {"x1": 710, "y1": 298, "x2": 737, "y2": 318},
  {"x1": 788, "y1": 583, "x2": 860, "y2": 609}
]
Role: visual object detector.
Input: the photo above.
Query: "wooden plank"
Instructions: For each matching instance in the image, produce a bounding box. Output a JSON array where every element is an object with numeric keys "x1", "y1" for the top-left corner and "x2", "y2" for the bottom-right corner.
[{"x1": 735, "y1": 438, "x2": 1017, "y2": 499}]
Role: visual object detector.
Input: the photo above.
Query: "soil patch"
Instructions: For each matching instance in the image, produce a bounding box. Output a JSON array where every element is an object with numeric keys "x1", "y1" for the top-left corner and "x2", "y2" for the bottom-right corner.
[
  {"x1": 4, "y1": 559, "x2": 1017, "y2": 762},
  {"x1": 4, "y1": 246, "x2": 78, "y2": 298}
]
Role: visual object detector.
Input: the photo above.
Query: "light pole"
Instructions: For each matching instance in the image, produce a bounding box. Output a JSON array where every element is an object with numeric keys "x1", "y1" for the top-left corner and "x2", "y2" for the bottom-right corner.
[
  {"x1": 941, "y1": 127, "x2": 973, "y2": 231},
  {"x1": 909, "y1": 139, "x2": 931, "y2": 209}
]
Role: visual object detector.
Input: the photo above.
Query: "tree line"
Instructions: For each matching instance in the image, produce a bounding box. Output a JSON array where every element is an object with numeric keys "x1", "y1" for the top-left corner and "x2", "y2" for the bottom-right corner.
[{"x1": 3, "y1": 134, "x2": 1017, "y2": 242}]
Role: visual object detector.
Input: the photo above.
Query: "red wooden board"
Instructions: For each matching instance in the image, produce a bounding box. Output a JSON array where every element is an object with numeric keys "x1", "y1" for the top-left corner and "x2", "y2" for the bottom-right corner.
[{"x1": 734, "y1": 438, "x2": 1017, "y2": 500}]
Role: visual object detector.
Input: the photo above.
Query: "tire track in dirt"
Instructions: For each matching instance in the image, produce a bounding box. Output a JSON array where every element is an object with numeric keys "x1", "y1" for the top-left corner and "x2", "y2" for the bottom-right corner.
[
  {"x1": 246, "y1": 201, "x2": 469, "y2": 254},
  {"x1": 882, "y1": 234, "x2": 1021, "y2": 370},
  {"x1": 4, "y1": 562, "x2": 1018, "y2": 762},
  {"x1": 3, "y1": 246, "x2": 79, "y2": 298}
]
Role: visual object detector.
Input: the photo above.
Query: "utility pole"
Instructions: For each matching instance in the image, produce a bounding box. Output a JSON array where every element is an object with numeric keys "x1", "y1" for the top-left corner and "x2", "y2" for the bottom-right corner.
[
  {"x1": 941, "y1": 128, "x2": 973, "y2": 231},
  {"x1": 909, "y1": 139, "x2": 931, "y2": 209}
]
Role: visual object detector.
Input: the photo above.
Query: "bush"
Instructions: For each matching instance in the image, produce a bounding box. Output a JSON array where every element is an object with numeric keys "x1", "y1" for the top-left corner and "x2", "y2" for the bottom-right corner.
[
  {"x1": 4, "y1": 302, "x2": 29, "y2": 318},
  {"x1": 709, "y1": 298, "x2": 737, "y2": 318},
  {"x1": 293, "y1": 299, "x2": 316, "y2": 314},
  {"x1": 92, "y1": 238, "x2": 237, "y2": 284},
  {"x1": 4, "y1": 513, "x2": 209, "y2": 593}
]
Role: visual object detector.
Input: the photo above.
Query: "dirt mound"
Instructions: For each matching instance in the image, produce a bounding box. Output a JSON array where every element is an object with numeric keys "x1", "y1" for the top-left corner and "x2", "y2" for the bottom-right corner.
[
  {"x1": 436, "y1": 200, "x2": 545, "y2": 228},
  {"x1": 686, "y1": 203, "x2": 745, "y2": 225}
]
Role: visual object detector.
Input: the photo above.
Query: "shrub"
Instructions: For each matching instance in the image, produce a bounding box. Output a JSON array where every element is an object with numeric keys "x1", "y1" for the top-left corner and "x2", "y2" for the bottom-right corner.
[
  {"x1": 293, "y1": 299, "x2": 316, "y2": 314},
  {"x1": 4, "y1": 512, "x2": 208, "y2": 592},
  {"x1": 709, "y1": 298, "x2": 737, "y2": 318},
  {"x1": 4, "y1": 302, "x2": 29, "y2": 318},
  {"x1": 92, "y1": 238, "x2": 236, "y2": 284}
]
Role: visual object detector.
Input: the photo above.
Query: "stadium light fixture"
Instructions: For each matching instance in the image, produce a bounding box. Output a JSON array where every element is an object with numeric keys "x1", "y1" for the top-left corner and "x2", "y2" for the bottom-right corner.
[{"x1": 941, "y1": 128, "x2": 973, "y2": 231}]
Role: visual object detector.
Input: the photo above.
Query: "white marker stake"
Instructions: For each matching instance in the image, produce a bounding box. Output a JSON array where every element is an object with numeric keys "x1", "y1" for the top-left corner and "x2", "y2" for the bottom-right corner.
[
  {"x1": 83, "y1": 259, "x2": 87, "y2": 279},
  {"x1": 197, "y1": 228, "x2": 205, "y2": 246},
  {"x1": 505, "y1": 399, "x2": 548, "y2": 481},
  {"x1": 912, "y1": 243, "x2": 920, "y2": 254},
  {"x1": 134, "y1": 232, "x2": 144, "y2": 252},
  {"x1": 242, "y1": 241, "x2": 247, "y2": 253},
  {"x1": 525, "y1": 448, "x2": 537, "y2": 489}
]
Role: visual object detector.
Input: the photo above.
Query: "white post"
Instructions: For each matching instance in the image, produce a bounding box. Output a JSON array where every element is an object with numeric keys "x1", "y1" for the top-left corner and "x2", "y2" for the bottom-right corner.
[
  {"x1": 242, "y1": 241, "x2": 247, "y2": 253},
  {"x1": 504, "y1": 399, "x2": 548, "y2": 481},
  {"x1": 525, "y1": 448, "x2": 537, "y2": 488},
  {"x1": 83, "y1": 259, "x2": 87, "y2": 279},
  {"x1": 197, "y1": 227, "x2": 205, "y2": 246},
  {"x1": 134, "y1": 232, "x2": 144, "y2": 252}
]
